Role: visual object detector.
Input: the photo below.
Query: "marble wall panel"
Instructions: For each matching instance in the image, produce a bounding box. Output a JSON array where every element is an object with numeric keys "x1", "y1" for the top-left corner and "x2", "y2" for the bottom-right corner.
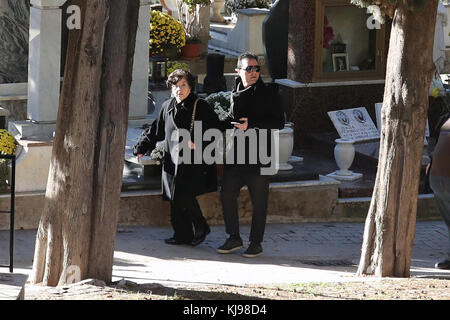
[{"x1": 0, "y1": 0, "x2": 29, "y2": 83}]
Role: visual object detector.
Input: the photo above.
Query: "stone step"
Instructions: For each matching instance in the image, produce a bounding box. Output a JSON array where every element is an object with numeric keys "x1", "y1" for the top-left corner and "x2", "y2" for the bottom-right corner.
[
  {"x1": 0, "y1": 175, "x2": 441, "y2": 231},
  {"x1": 0, "y1": 271, "x2": 27, "y2": 300}
]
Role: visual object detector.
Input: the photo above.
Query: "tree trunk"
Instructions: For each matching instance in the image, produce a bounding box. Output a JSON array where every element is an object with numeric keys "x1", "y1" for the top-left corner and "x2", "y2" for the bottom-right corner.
[
  {"x1": 357, "y1": 0, "x2": 439, "y2": 277},
  {"x1": 30, "y1": 0, "x2": 139, "y2": 286}
]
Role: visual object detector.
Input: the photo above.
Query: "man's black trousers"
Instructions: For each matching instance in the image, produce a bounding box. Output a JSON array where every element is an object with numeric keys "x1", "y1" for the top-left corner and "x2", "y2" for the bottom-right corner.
[{"x1": 220, "y1": 165, "x2": 270, "y2": 244}]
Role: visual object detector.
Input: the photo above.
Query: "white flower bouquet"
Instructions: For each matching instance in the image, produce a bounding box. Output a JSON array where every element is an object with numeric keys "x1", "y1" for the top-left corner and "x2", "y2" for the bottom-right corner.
[
  {"x1": 205, "y1": 91, "x2": 232, "y2": 120},
  {"x1": 150, "y1": 141, "x2": 165, "y2": 165}
]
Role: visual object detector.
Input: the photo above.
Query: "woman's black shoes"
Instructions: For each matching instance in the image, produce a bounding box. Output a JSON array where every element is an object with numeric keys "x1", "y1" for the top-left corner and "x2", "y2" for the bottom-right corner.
[
  {"x1": 164, "y1": 226, "x2": 211, "y2": 246},
  {"x1": 191, "y1": 226, "x2": 211, "y2": 246},
  {"x1": 164, "y1": 237, "x2": 191, "y2": 245}
]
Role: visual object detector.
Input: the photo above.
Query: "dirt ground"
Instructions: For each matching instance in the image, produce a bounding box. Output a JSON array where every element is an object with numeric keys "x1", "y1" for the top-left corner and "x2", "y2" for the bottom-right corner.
[{"x1": 24, "y1": 276, "x2": 450, "y2": 300}]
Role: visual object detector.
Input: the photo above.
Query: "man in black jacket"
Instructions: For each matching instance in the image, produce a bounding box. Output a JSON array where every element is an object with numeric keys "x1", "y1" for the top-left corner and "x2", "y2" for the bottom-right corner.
[{"x1": 217, "y1": 52, "x2": 285, "y2": 258}]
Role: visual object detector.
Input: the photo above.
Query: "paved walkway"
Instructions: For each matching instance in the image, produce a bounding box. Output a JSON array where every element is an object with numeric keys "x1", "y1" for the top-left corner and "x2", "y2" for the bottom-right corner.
[{"x1": 1, "y1": 221, "x2": 450, "y2": 292}]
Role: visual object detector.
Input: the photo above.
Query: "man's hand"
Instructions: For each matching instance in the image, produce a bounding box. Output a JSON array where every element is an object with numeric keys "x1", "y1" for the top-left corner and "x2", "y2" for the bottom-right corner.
[{"x1": 233, "y1": 117, "x2": 248, "y2": 131}]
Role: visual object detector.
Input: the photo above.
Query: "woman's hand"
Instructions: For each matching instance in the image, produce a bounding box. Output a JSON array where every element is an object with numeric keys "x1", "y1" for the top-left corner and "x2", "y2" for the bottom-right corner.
[
  {"x1": 233, "y1": 117, "x2": 248, "y2": 131},
  {"x1": 137, "y1": 154, "x2": 144, "y2": 162}
]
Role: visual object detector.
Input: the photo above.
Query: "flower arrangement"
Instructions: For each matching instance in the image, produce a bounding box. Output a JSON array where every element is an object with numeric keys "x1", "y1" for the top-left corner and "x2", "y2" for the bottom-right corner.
[
  {"x1": 167, "y1": 61, "x2": 190, "y2": 75},
  {"x1": 150, "y1": 10, "x2": 186, "y2": 56},
  {"x1": 205, "y1": 91, "x2": 232, "y2": 120},
  {"x1": 323, "y1": 16, "x2": 334, "y2": 49},
  {"x1": 150, "y1": 141, "x2": 165, "y2": 164},
  {"x1": 225, "y1": 0, "x2": 271, "y2": 13},
  {"x1": 0, "y1": 130, "x2": 16, "y2": 156},
  {"x1": 176, "y1": 0, "x2": 210, "y2": 43}
]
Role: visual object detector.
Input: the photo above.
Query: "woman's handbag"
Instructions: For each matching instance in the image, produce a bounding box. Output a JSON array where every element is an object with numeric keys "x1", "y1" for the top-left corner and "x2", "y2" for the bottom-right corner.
[{"x1": 188, "y1": 98, "x2": 199, "y2": 149}]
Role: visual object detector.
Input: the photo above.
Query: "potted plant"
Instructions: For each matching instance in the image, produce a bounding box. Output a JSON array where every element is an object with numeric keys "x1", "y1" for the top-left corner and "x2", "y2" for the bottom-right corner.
[
  {"x1": 0, "y1": 129, "x2": 17, "y2": 192},
  {"x1": 150, "y1": 9, "x2": 186, "y2": 58},
  {"x1": 176, "y1": 0, "x2": 210, "y2": 58}
]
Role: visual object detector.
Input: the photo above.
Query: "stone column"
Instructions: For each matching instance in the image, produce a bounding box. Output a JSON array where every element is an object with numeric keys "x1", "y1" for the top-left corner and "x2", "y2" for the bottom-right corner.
[
  {"x1": 129, "y1": 0, "x2": 151, "y2": 120},
  {"x1": 198, "y1": 4, "x2": 210, "y2": 56},
  {"x1": 27, "y1": 0, "x2": 66, "y2": 123}
]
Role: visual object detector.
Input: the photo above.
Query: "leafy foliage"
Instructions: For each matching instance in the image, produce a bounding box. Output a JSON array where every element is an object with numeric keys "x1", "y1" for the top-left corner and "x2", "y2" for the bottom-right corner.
[
  {"x1": 176, "y1": 0, "x2": 210, "y2": 42},
  {"x1": 167, "y1": 61, "x2": 190, "y2": 75}
]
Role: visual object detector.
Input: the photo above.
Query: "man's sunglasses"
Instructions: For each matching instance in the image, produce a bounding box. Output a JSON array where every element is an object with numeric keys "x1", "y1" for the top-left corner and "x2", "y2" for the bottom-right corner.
[{"x1": 241, "y1": 65, "x2": 261, "y2": 73}]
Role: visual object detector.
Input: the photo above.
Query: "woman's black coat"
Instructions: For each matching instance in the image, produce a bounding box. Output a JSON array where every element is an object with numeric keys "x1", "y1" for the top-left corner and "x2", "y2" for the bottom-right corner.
[{"x1": 133, "y1": 93, "x2": 222, "y2": 201}]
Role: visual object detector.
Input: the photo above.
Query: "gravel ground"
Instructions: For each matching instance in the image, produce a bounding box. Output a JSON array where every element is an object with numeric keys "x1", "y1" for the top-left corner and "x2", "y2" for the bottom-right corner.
[{"x1": 24, "y1": 276, "x2": 450, "y2": 300}]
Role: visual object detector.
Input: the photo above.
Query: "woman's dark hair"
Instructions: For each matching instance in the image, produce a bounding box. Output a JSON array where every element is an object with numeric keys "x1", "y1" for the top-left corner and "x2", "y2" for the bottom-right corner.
[{"x1": 166, "y1": 69, "x2": 195, "y2": 91}]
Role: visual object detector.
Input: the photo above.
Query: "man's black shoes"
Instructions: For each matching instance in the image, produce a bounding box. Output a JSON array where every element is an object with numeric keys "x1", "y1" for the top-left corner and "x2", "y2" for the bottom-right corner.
[
  {"x1": 435, "y1": 259, "x2": 450, "y2": 269},
  {"x1": 191, "y1": 226, "x2": 211, "y2": 246},
  {"x1": 217, "y1": 236, "x2": 243, "y2": 254},
  {"x1": 242, "y1": 242, "x2": 263, "y2": 258}
]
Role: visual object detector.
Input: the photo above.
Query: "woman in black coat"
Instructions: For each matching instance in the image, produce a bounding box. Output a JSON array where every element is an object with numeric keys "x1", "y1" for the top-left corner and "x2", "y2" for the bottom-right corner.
[{"x1": 133, "y1": 69, "x2": 222, "y2": 246}]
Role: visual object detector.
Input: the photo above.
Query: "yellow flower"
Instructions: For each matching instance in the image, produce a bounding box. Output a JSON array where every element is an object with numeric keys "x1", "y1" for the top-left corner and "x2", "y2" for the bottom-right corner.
[
  {"x1": 0, "y1": 130, "x2": 16, "y2": 155},
  {"x1": 432, "y1": 87, "x2": 440, "y2": 98},
  {"x1": 150, "y1": 10, "x2": 185, "y2": 56}
]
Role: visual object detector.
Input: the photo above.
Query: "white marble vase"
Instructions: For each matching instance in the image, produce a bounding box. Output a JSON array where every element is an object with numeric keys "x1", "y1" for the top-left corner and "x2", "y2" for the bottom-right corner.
[
  {"x1": 334, "y1": 138, "x2": 355, "y2": 176},
  {"x1": 278, "y1": 123, "x2": 294, "y2": 170}
]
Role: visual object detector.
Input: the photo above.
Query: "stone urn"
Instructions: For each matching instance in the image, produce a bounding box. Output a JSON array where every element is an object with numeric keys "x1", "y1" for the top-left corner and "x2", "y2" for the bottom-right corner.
[
  {"x1": 333, "y1": 138, "x2": 355, "y2": 176},
  {"x1": 210, "y1": 0, "x2": 226, "y2": 23},
  {"x1": 278, "y1": 123, "x2": 294, "y2": 170}
]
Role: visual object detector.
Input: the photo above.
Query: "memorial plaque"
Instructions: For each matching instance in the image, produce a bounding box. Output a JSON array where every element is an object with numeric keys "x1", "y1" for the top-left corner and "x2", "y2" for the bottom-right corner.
[
  {"x1": 375, "y1": 102, "x2": 430, "y2": 137},
  {"x1": 327, "y1": 107, "x2": 380, "y2": 142}
]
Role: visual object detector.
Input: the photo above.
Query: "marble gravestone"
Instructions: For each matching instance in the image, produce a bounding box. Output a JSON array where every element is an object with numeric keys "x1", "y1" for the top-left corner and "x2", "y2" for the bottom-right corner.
[
  {"x1": 262, "y1": 0, "x2": 289, "y2": 80},
  {"x1": 327, "y1": 107, "x2": 380, "y2": 142},
  {"x1": 0, "y1": 0, "x2": 29, "y2": 84}
]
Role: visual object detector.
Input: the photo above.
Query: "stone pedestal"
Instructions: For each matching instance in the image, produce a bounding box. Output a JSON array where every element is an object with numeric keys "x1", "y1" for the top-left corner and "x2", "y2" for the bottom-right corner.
[
  {"x1": 8, "y1": 0, "x2": 66, "y2": 193},
  {"x1": 27, "y1": 0, "x2": 67, "y2": 123},
  {"x1": 129, "y1": 0, "x2": 151, "y2": 120}
]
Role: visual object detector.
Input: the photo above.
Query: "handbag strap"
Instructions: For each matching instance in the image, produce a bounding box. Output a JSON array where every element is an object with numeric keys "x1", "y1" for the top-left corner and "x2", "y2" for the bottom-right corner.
[{"x1": 189, "y1": 98, "x2": 199, "y2": 135}]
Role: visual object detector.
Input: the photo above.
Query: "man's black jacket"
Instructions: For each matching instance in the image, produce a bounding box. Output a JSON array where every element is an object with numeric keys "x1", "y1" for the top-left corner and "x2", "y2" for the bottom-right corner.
[{"x1": 224, "y1": 77, "x2": 285, "y2": 171}]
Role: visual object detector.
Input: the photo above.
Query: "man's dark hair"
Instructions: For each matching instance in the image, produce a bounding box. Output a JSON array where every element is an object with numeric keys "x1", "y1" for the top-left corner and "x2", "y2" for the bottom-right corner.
[
  {"x1": 167, "y1": 69, "x2": 195, "y2": 91},
  {"x1": 237, "y1": 52, "x2": 259, "y2": 69}
]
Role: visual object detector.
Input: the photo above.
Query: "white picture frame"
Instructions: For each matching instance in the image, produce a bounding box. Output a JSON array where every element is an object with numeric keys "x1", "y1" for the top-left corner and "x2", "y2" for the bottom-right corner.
[{"x1": 332, "y1": 53, "x2": 349, "y2": 72}]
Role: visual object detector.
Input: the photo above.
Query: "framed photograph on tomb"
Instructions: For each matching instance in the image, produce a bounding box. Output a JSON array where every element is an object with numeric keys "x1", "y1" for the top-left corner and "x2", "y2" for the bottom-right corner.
[
  {"x1": 313, "y1": 0, "x2": 387, "y2": 82},
  {"x1": 332, "y1": 53, "x2": 349, "y2": 72}
]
